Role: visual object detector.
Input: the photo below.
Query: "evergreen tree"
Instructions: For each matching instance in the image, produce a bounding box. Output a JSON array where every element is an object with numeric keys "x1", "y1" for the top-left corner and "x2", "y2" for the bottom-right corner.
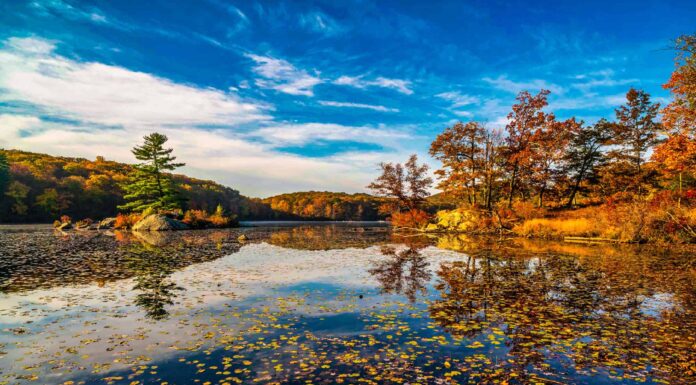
[
  {"x1": 119, "y1": 133, "x2": 185, "y2": 213},
  {"x1": 611, "y1": 88, "x2": 662, "y2": 173}
]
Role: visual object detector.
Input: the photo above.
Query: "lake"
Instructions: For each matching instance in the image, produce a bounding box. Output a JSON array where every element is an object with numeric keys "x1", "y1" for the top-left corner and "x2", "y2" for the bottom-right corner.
[{"x1": 0, "y1": 224, "x2": 694, "y2": 385}]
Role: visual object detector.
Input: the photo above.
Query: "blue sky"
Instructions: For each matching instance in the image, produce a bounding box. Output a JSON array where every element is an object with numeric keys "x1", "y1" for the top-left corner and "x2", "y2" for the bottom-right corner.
[{"x1": 0, "y1": 0, "x2": 694, "y2": 196}]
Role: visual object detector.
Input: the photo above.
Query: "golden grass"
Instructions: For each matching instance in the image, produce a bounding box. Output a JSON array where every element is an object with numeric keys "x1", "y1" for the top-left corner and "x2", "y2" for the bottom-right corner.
[{"x1": 514, "y1": 218, "x2": 598, "y2": 238}]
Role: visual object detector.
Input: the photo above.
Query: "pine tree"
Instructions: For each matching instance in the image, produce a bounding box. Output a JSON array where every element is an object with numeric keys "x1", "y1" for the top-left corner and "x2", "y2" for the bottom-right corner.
[{"x1": 119, "y1": 133, "x2": 185, "y2": 213}]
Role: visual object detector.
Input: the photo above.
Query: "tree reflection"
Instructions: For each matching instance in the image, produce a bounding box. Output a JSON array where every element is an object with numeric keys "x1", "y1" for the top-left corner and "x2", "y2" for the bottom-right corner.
[
  {"x1": 369, "y1": 246, "x2": 430, "y2": 303},
  {"x1": 428, "y1": 249, "x2": 696, "y2": 383},
  {"x1": 127, "y1": 245, "x2": 183, "y2": 320}
]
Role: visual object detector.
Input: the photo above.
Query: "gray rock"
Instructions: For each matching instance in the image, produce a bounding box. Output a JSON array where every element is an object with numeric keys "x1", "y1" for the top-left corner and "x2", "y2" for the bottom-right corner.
[
  {"x1": 98, "y1": 217, "x2": 117, "y2": 230},
  {"x1": 132, "y1": 214, "x2": 188, "y2": 231}
]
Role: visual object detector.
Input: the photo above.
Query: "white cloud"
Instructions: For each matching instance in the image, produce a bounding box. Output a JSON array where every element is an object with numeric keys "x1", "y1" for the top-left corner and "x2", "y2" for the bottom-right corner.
[
  {"x1": 246, "y1": 54, "x2": 322, "y2": 96},
  {"x1": 318, "y1": 100, "x2": 399, "y2": 112},
  {"x1": 334, "y1": 75, "x2": 413, "y2": 95},
  {"x1": 452, "y1": 110, "x2": 473, "y2": 117},
  {"x1": 570, "y1": 69, "x2": 638, "y2": 92},
  {"x1": 548, "y1": 93, "x2": 627, "y2": 111},
  {"x1": 436, "y1": 91, "x2": 479, "y2": 107},
  {"x1": 0, "y1": 37, "x2": 269, "y2": 127},
  {"x1": 251, "y1": 122, "x2": 411, "y2": 146},
  {"x1": 482, "y1": 75, "x2": 564, "y2": 95},
  {"x1": 0, "y1": 115, "x2": 416, "y2": 196},
  {"x1": 0, "y1": 37, "x2": 424, "y2": 196}
]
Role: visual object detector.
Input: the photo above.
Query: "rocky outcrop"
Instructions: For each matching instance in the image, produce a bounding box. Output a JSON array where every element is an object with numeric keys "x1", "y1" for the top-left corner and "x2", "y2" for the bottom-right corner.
[
  {"x1": 98, "y1": 217, "x2": 117, "y2": 230},
  {"x1": 132, "y1": 214, "x2": 188, "y2": 231}
]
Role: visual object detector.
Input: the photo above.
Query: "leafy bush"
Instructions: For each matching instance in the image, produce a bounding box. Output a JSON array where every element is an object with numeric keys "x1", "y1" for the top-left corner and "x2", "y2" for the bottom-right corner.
[
  {"x1": 114, "y1": 213, "x2": 142, "y2": 229},
  {"x1": 389, "y1": 209, "x2": 431, "y2": 229},
  {"x1": 182, "y1": 206, "x2": 235, "y2": 229}
]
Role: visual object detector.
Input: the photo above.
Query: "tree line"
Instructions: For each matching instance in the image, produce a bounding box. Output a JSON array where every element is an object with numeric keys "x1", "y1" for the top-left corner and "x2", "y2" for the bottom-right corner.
[
  {"x1": 0, "y1": 145, "x2": 388, "y2": 223},
  {"x1": 368, "y1": 35, "x2": 696, "y2": 239}
]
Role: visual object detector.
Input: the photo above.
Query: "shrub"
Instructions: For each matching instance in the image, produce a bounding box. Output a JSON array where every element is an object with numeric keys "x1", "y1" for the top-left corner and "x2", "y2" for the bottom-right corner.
[
  {"x1": 114, "y1": 213, "x2": 142, "y2": 229},
  {"x1": 389, "y1": 209, "x2": 431, "y2": 229},
  {"x1": 183, "y1": 210, "x2": 209, "y2": 228},
  {"x1": 182, "y1": 208, "x2": 235, "y2": 229},
  {"x1": 511, "y1": 200, "x2": 546, "y2": 220}
]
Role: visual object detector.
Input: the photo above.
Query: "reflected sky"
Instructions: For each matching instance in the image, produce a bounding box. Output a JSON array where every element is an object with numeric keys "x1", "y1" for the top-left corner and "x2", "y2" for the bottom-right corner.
[{"x1": 0, "y1": 226, "x2": 694, "y2": 385}]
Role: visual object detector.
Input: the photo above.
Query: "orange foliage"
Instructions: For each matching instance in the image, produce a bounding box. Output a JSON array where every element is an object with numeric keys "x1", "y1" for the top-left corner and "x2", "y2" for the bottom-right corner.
[
  {"x1": 114, "y1": 213, "x2": 142, "y2": 229},
  {"x1": 389, "y1": 209, "x2": 431, "y2": 229}
]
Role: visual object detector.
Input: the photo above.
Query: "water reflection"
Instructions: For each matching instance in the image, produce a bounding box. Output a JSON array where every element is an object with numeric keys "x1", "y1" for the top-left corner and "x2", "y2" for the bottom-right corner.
[
  {"x1": 369, "y1": 246, "x2": 430, "y2": 303},
  {"x1": 0, "y1": 225, "x2": 694, "y2": 384},
  {"x1": 127, "y1": 245, "x2": 184, "y2": 320},
  {"x1": 429, "y1": 250, "x2": 696, "y2": 384}
]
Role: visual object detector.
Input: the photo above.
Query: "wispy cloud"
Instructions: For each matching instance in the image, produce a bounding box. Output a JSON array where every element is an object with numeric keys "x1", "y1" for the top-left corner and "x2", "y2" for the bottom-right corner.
[
  {"x1": 482, "y1": 75, "x2": 565, "y2": 95},
  {"x1": 251, "y1": 123, "x2": 411, "y2": 146},
  {"x1": 318, "y1": 100, "x2": 399, "y2": 112},
  {"x1": 299, "y1": 10, "x2": 344, "y2": 36},
  {"x1": 334, "y1": 75, "x2": 413, "y2": 95},
  {"x1": 246, "y1": 54, "x2": 322, "y2": 96},
  {"x1": 0, "y1": 37, "x2": 269, "y2": 127},
  {"x1": 436, "y1": 91, "x2": 480, "y2": 108},
  {"x1": 570, "y1": 69, "x2": 638, "y2": 92}
]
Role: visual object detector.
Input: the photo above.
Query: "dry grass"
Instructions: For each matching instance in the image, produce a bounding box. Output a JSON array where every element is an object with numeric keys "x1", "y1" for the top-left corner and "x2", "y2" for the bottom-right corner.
[{"x1": 514, "y1": 217, "x2": 598, "y2": 238}]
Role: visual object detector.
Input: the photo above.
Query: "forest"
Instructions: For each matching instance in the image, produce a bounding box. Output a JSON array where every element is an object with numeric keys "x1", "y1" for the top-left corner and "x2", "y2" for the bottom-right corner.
[
  {"x1": 367, "y1": 35, "x2": 696, "y2": 243},
  {"x1": 0, "y1": 149, "x2": 388, "y2": 223}
]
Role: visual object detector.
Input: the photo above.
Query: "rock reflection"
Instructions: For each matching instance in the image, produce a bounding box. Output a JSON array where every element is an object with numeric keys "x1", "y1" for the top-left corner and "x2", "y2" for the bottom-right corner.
[
  {"x1": 369, "y1": 246, "x2": 430, "y2": 303},
  {"x1": 0, "y1": 229, "x2": 244, "y2": 293}
]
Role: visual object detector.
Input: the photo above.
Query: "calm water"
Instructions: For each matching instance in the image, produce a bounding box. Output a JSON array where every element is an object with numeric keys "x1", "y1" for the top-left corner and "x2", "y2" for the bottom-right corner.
[{"x1": 0, "y1": 225, "x2": 694, "y2": 385}]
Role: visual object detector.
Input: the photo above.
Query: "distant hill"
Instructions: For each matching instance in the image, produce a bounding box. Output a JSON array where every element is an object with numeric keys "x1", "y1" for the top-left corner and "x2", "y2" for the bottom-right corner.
[
  {"x1": 261, "y1": 191, "x2": 391, "y2": 221},
  {"x1": 0, "y1": 149, "x2": 392, "y2": 223}
]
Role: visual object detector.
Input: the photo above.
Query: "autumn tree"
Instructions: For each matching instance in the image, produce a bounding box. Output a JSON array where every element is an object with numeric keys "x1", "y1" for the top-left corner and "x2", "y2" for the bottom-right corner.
[
  {"x1": 609, "y1": 88, "x2": 662, "y2": 193},
  {"x1": 563, "y1": 120, "x2": 612, "y2": 207},
  {"x1": 529, "y1": 117, "x2": 579, "y2": 207},
  {"x1": 368, "y1": 154, "x2": 433, "y2": 211},
  {"x1": 119, "y1": 133, "x2": 185, "y2": 213},
  {"x1": 653, "y1": 34, "x2": 696, "y2": 204},
  {"x1": 504, "y1": 90, "x2": 554, "y2": 207},
  {"x1": 429, "y1": 122, "x2": 486, "y2": 204}
]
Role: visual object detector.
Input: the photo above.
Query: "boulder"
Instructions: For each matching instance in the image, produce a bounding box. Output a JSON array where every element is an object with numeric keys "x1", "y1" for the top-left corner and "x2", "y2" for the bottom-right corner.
[
  {"x1": 98, "y1": 217, "x2": 117, "y2": 230},
  {"x1": 132, "y1": 214, "x2": 188, "y2": 231},
  {"x1": 57, "y1": 222, "x2": 72, "y2": 231}
]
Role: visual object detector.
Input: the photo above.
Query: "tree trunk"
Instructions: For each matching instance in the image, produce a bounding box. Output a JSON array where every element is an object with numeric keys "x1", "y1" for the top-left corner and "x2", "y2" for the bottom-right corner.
[{"x1": 507, "y1": 164, "x2": 517, "y2": 208}]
